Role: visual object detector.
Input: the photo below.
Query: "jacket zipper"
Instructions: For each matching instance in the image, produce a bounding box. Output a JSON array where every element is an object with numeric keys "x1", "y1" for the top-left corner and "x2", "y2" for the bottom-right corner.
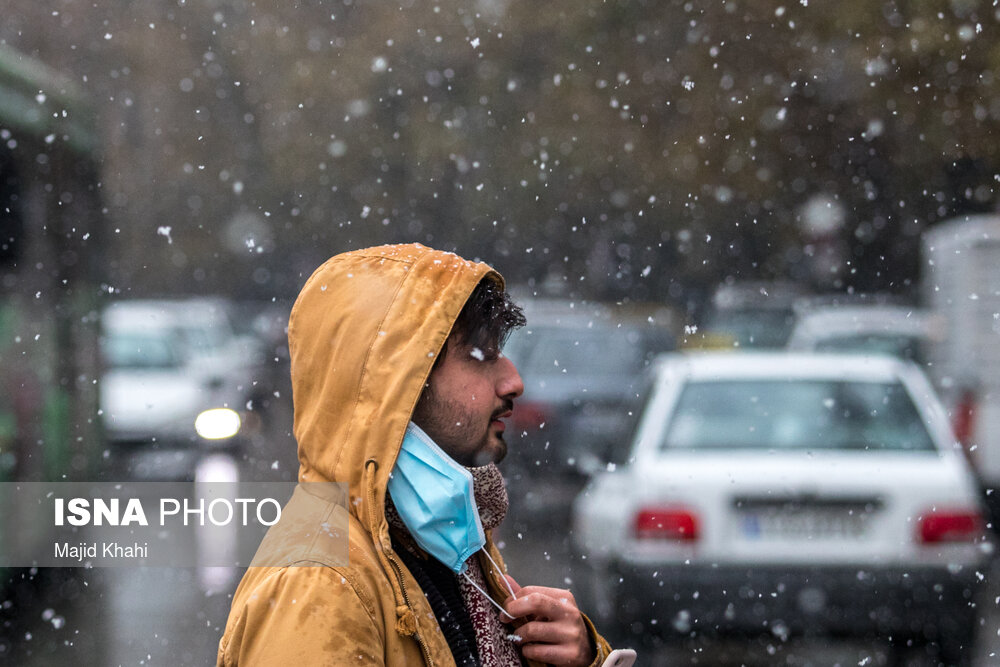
[
  {"x1": 387, "y1": 550, "x2": 434, "y2": 665},
  {"x1": 366, "y1": 462, "x2": 434, "y2": 665}
]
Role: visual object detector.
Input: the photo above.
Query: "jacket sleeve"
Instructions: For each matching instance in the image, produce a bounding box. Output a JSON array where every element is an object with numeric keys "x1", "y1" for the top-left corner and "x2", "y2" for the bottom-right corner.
[
  {"x1": 580, "y1": 612, "x2": 613, "y2": 667},
  {"x1": 217, "y1": 565, "x2": 385, "y2": 666}
]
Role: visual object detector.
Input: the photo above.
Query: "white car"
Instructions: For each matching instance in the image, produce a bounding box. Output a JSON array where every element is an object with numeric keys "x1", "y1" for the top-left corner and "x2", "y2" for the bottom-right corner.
[
  {"x1": 140, "y1": 297, "x2": 270, "y2": 405},
  {"x1": 100, "y1": 301, "x2": 246, "y2": 479},
  {"x1": 501, "y1": 302, "x2": 675, "y2": 520},
  {"x1": 572, "y1": 352, "x2": 991, "y2": 664},
  {"x1": 786, "y1": 304, "x2": 941, "y2": 365}
]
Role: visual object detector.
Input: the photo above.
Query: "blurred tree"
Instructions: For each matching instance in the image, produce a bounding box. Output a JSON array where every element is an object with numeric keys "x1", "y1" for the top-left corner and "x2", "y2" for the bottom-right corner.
[{"x1": 2, "y1": 0, "x2": 998, "y2": 304}]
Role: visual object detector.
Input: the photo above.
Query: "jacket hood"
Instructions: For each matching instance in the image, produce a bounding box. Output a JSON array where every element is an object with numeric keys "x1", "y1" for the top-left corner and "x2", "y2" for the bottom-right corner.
[{"x1": 288, "y1": 243, "x2": 501, "y2": 531}]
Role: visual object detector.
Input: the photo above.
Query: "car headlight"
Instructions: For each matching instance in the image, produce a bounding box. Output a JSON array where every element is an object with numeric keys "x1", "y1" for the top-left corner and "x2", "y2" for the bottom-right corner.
[{"x1": 194, "y1": 408, "x2": 241, "y2": 440}]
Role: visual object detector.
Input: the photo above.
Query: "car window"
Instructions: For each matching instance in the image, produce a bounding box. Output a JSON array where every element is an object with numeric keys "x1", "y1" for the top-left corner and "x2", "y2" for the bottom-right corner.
[
  {"x1": 103, "y1": 332, "x2": 185, "y2": 369},
  {"x1": 813, "y1": 334, "x2": 926, "y2": 364},
  {"x1": 174, "y1": 324, "x2": 229, "y2": 353},
  {"x1": 661, "y1": 379, "x2": 935, "y2": 452},
  {"x1": 702, "y1": 308, "x2": 797, "y2": 348},
  {"x1": 615, "y1": 367, "x2": 659, "y2": 465},
  {"x1": 506, "y1": 326, "x2": 658, "y2": 377}
]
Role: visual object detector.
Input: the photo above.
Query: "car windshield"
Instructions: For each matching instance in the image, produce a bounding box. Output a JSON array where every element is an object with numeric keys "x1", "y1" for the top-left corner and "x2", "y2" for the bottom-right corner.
[
  {"x1": 103, "y1": 332, "x2": 185, "y2": 369},
  {"x1": 702, "y1": 308, "x2": 797, "y2": 348},
  {"x1": 505, "y1": 325, "x2": 662, "y2": 377},
  {"x1": 661, "y1": 379, "x2": 935, "y2": 452},
  {"x1": 174, "y1": 324, "x2": 230, "y2": 354},
  {"x1": 813, "y1": 334, "x2": 926, "y2": 364}
]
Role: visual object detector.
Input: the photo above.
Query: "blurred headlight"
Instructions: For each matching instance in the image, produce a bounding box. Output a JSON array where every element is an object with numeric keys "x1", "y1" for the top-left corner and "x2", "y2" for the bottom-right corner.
[{"x1": 195, "y1": 408, "x2": 241, "y2": 440}]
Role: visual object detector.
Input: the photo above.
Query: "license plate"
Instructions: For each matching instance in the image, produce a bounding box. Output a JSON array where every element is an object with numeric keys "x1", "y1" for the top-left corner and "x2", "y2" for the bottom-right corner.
[{"x1": 739, "y1": 509, "x2": 868, "y2": 540}]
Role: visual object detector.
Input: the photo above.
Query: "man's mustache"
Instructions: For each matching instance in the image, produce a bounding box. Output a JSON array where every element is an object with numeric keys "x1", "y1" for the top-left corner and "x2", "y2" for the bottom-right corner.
[{"x1": 492, "y1": 401, "x2": 514, "y2": 420}]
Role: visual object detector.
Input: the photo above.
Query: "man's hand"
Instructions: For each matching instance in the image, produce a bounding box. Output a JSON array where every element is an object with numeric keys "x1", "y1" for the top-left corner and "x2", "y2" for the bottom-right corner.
[{"x1": 501, "y1": 575, "x2": 595, "y2": 667}]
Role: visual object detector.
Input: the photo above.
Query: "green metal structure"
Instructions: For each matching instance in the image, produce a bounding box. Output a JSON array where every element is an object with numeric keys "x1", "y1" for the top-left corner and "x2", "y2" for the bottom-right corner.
[
  {"x1": 0, "y1": 44, "x2": 96, "y2": 154},
  {"x1": 0, "y1": 44, "x2": 104, "y2": 487}
]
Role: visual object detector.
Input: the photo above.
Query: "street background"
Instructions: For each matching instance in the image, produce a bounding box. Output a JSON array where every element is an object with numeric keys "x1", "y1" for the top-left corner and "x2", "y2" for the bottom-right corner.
[
  {"x1": 1, "y1": 369, "x2": 998, "y2": 667},
  {"x1": 4, "y1": 0, "x2": 1000, "y2": 664}
]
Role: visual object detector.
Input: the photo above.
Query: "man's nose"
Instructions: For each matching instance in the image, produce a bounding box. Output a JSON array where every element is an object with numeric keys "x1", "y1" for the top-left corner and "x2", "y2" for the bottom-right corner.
[{"x1": 497, "y1": 356, "x2": 524, "y2": 399}]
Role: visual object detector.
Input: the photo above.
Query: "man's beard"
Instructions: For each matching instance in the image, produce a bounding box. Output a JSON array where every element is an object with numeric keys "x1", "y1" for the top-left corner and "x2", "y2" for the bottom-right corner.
[{"x1": 411, "y1": 390, "x2": 509, "y2": 466}]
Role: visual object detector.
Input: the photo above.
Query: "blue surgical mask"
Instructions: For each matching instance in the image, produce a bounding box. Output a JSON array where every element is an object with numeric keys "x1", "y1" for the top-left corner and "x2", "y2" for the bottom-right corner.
[{"x1": 388, "y1": 422, "x2": 486, "y2": 574}]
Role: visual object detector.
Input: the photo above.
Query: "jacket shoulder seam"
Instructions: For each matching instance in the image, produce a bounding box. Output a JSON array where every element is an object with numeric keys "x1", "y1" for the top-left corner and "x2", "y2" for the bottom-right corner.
[
  {"x1": 258, "y1": 564, "x2": 383, "y2": 639},
  {"x1": 325, "y1": 563, "x2": 381, "y2": 633}
]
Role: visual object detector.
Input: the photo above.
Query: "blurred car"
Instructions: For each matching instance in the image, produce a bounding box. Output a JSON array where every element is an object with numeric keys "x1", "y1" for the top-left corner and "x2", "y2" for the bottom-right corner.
[
  {"x1": 787, "y1": 304, "x2": 941, "y2": 366},
  {"x1": 572, "y1": 352, "x2": 991, "y2": 664},
  {"x1": 691, "y1": 281, "x2": 810, "y2": 350},
  {"x1": 502, "y1": 300, "x2": 675, "y2": 521},
  {"x1": 923, "y1": 215, "x2": 1000, "y2": 529},
  {"x1": 100, "y1": 301, "x2": 249, "y2": 479},
  {"x1": 151, "y1": 297, "x2": 271, "y2": 407}
]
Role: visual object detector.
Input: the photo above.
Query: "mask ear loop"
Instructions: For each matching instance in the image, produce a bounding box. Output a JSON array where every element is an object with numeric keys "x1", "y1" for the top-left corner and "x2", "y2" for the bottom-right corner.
[
  {"x1": 482, "y1": 549, "x2": 518, "y2": 601},
  {"x1": 459, "y1": 550, "x2": 518, "y2": 619},
  {"x1": 461, "y1": 572, "x2": 510, "y2": 617}
]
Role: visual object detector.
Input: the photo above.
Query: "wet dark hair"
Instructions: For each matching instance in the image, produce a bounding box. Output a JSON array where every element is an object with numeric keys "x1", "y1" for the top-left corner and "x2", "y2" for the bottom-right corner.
[{"x1": 446, "y1": 277, "x2": 525, "y2": 357}]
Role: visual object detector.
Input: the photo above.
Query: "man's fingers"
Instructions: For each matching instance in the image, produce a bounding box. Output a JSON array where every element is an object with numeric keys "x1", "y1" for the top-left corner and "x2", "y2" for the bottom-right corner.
[
  {"x1": 512, "y1": 619, "x2": 580, "y2": 646},
  {"x1": 500, "y1": 584, "x2": 594, "y2": 667},
  {"x1": 500, "y1": 574, "x2": 524, "y2": 622},
  {"x1": 504, "y1": 589, "x2": 574, "y2": 621},
  {"x1": 513, "y1": 585, "x2": 577, "y2": 607},
  {"x1": 520, "y1": 638, "x2": 591, "y2": 666},
  {"x1": 499, "y1": 608, "x2": 518, "y2": 623}
]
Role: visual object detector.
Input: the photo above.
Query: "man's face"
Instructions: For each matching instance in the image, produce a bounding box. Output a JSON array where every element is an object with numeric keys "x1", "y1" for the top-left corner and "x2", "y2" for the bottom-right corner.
[{"x1": 411, "y1": 335, "x2": 524, "y2": 467}]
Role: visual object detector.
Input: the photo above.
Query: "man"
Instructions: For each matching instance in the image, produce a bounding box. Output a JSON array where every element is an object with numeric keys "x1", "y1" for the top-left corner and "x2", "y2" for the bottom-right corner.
[{"x1": 218, "y1": 244, "x2": 613, "y2": 666}]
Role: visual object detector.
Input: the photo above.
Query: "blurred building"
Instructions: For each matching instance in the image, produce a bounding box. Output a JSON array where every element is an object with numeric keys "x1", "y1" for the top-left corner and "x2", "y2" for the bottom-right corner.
[{"x1": 0, "y1": 44, "x2": 105, "y2": 483}]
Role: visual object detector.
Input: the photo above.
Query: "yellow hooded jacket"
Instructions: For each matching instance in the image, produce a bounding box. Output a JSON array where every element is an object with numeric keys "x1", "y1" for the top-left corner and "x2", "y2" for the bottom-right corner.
[{"x1": 217, "y1": 244, "x2": 613, "y2": 666}]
